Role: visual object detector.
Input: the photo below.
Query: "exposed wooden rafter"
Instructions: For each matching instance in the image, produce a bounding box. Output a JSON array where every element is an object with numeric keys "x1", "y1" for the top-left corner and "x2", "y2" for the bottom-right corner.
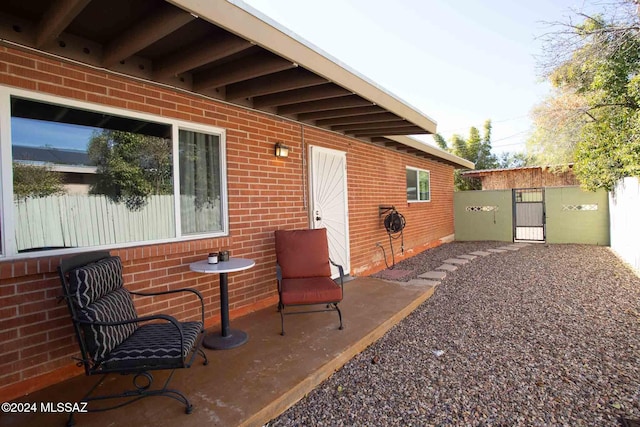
[
  {"x1": 315, "y1": 112, "x2": 401, "y2": 127},
  {"x1": 252, "y1": 84, "x2": 351, "y2": 108},
  {"x1": 193, "y1": 51, "x2": 296, "y2": 91},
  {"x1": 297, "y1": 106, "x2": 384, "y2": 121},
  {"x1": 331, "y1": 120, "x2": 409, "y2": 132},
  {"x1": 35, "y1": 0, "x2": 91, "y2": 48},
  {"x1": 277, "y1": 95, "x2": 372, "y2": 115},
  {"x1": 224, "y1": 68, "x2": 326, "y2": 100},
  {"x1": 153, "y1": 32, "x2": 253, "y2": 79},
  {"x1": 102, "y1": 3, "x2": 196, "y2": 68},
  {"x1": 352, "y1": 127, "x2": 428, "y2": 137}
]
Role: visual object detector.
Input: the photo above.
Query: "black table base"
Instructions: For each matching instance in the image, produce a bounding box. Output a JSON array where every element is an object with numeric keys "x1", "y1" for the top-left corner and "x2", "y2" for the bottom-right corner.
[{"x1": 203, "y1": 329, "x2": 248, "y2": 350}]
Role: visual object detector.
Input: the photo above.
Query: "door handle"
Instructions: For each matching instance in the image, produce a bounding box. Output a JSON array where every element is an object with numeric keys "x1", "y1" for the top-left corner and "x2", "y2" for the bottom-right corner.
[{"x1": 315, "y1": 211, "x2": 321, "y2": 221}]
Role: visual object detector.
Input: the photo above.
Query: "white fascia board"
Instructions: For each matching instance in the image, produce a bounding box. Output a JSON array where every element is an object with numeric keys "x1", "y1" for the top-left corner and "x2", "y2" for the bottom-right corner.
[
  {"x1": 388, "y1": 135, "x2": 475, "y2": 169},
  {"x1": 167, "y1": 0, "x2": 438, "y2": 134}
]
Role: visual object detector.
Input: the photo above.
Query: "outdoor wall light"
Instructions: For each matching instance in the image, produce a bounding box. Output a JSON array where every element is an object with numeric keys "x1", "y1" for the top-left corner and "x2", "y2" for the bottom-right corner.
[{"x1": 275, "y1": 143, "x2": 289, "y2": 158}]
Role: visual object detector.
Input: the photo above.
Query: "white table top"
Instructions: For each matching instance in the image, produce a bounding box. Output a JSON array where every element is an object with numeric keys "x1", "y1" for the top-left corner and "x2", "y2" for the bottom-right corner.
[{"x1": 189, "y1": 257, "x2": 255, "y2": 274}]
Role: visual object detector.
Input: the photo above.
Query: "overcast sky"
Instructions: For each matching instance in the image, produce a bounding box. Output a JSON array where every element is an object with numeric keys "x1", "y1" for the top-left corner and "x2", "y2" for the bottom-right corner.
[{"x1": 241, "y1": 0, "x2": 591, "y2": 154}]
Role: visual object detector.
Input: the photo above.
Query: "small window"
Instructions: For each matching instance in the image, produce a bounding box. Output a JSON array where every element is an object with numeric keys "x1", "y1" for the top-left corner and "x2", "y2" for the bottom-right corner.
[{"x1": 406, "y1": 167, "x2": 430, "y2": 202}]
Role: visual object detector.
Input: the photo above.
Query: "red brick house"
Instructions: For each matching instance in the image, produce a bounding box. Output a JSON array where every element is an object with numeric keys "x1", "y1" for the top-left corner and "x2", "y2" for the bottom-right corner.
[{"x1": 0, "y1": 0, "x2": 472, "y2": 401}]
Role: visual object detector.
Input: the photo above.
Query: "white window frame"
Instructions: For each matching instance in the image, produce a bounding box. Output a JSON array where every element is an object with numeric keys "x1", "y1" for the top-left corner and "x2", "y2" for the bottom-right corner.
[
  {"x1": 406, "y1": 166, "x2": 431, "y2": 203},
  {"x1": 0, "y1": 86, "x2": 229, "y2": 259}
]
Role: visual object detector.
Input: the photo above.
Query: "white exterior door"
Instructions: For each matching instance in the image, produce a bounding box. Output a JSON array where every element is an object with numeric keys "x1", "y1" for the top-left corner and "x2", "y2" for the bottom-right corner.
[{"x1": 309, "y1": 146, "x2": 350, "y2": 278}]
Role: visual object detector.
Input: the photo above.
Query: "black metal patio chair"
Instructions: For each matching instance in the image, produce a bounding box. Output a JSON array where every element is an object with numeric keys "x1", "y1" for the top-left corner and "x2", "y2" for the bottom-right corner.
[{"x1": 58, "y1": 251, "x2": 208, "y2": 426}]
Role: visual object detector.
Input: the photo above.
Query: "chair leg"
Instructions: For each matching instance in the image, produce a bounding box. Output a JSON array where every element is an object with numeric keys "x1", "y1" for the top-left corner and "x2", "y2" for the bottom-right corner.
[
  {"x1": 334, "y1": 303, "x2": 343, "y2": 330},
  {"x1": 198, "y1": 348, "x2": 209, "y2": 365},
  {"x1": 280, "y1": 306, "x2": 286, "y2": 336},
  {"x1": 68, "y1": 370, "x2": 193, "y2": 425}
]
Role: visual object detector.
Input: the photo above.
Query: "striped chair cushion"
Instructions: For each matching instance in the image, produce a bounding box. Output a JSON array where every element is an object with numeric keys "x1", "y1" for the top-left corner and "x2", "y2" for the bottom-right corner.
[
  {"x1": 69, "y1": 256, "x2": 124, "y2": 308},
  {"x1": 103, "y1": 321, "x2": 203, "y2": 370},
  {"x1": 68, "y1": 256, "x2": 138, "y2": 362}
]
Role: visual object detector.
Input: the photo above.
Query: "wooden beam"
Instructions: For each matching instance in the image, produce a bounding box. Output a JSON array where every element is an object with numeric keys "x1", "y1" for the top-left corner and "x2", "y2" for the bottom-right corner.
[
  {"x1": 352, "y1": 127, "x2": 428, "y2": 137},
  {"x1": 252, "y1": 84, "x2": 351, "y2": 108},
  {"x1": 153, "y1": 33, "x2": 253, "y2": 79},
  {"x1": 193, "y1": 51, "x2": 296, "y2": 91},
  {"x1": 277, "y1": 95, "x2": 372, "y2": 115},
  {"x1": 331, "y1": 120, "x2": 409, "y2": 131},
  {"x1": 35, "y1": 0, "x2": 91, "y2": 48},
  {"x1": 297, "y1": 106, "x2": 384, "y2": 121},
  {"x1": 225, "y1": 68, "x2": 327, "y2": 100},
  {"x1": 315, "y1": 112, "x2": 401, "y2": 127},
  {"x1": 102, "y1": 4, "x2": 196, "y2": 68}
]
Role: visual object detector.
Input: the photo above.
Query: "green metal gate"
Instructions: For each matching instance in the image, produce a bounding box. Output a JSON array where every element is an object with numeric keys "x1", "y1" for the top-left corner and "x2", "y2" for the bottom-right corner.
[{"x1": 513, "y1": 188, "x2": 545, "y2": 242}]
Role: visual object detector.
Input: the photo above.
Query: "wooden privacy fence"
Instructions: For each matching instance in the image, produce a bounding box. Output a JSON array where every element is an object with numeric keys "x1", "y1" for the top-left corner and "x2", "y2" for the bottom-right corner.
[{"x1": 14, "y1": 194, "x2": 220, "y2": 251}]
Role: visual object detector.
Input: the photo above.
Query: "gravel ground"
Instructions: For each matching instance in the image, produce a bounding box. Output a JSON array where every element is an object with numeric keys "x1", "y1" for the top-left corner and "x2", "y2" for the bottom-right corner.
[{"x1": 269, "y1": 243, "x2": 640, "y2": 426}]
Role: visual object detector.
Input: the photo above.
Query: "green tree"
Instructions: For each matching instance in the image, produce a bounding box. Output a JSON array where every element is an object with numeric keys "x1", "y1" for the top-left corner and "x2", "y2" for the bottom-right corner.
[
  {"x1": 13, "y1": 162, "x2": 65, "y2": 200},
  {"x1": 533, "y1": 1, "x2": 640, "y2": 190},
  {"x1": 88, "y1": 130, "x2": 172, "y2": 210},
  {"x1": 437, "y1": 120, "x2": 498, "y2": 190},
  {"x1": 498, "y1": 151, "x2": 537, "y2": 169}
]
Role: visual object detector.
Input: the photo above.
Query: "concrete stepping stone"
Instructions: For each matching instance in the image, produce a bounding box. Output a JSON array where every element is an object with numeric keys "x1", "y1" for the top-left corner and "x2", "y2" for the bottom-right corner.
[
  {"x1": 498, "y1": 246, "x2": 520, "y2": 251},
  {"x1": 470, "y1": 251, "x2": 491, "y2": 256},
  {"x1": 406, "y1": 279, "x2": 440, "y2": 287},
  {"x1": 487, "y1": 248, "x2": 507, "y2": 253},
  {"x1": 511, "y1": 243, "x2": 531, "y2": 248},
  {"x1": 443, "y1": 258, "x2": 469, "y2": 265},
  {"x1": 436, "y1": 264, "x2": 458, "y2": 271},
  {"x1": 457, "y1": 254, "x2": 477, "y2": 260},
  {"x1": 419, "y1": 271, "x2": 447, "y2": 280}
]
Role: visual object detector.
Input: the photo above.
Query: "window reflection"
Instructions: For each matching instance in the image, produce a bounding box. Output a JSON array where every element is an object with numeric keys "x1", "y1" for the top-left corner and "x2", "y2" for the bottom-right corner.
[{"x1": 11, "y1": 98, "x2": 175, "y2": 252}]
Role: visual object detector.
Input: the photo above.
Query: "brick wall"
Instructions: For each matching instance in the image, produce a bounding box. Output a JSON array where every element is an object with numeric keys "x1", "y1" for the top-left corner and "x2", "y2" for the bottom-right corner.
[{"x1": 0, "y1": 45, "x2": 454, "y2": 401}]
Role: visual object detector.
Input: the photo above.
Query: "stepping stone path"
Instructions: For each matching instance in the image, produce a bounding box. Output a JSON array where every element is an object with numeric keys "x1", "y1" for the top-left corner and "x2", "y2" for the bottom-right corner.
[
  {"x1": 443, "y1": 258, "x2": 470, "y2": 265},
  {"x1": 419, "y1": 271, "x2": 447, "y2": 280},
  {"x1": 470, "y1": 251, "x2": 491, "y2": 256},
  {"x1": 436, "y1": 264, "x2": 458, "y2": 271},
  {"x1": 385, "y1": 244, "x2": 532, "y2": 289}
]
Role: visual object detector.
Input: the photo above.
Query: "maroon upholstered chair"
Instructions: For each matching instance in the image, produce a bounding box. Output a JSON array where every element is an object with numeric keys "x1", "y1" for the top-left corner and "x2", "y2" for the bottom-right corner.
[{"x1": 274, "y1": 228, "x2": 344, "y2": 335}]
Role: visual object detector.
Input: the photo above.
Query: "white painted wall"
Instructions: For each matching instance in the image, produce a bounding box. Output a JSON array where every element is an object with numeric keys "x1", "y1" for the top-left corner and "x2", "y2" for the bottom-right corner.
[{"x1": 609, "y1": 177, "x2": 640, "y2": 272}]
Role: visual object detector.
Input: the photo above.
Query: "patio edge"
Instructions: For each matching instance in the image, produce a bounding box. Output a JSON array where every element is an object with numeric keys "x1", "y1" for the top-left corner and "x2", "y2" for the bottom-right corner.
[{"x1": 239, "y1": 283, "x2": 436, "y2": 427}]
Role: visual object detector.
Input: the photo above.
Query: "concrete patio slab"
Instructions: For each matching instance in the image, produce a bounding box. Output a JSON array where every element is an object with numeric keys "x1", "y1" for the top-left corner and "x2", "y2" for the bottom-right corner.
[
  {"x1": 487, "y1": 249, "x2": 507, "y2": 253},
  {"x1": 436, "y1": 264, "x2": 458, "y2": 271},
  {"x1": 405, "y1": 279, "x2": 440, "y2": 287},
  {"x1": 497, "y1": 246, "x2": 521, "y2": 251},
  {"x1": 374, "y1": 269, "x2": 414, "y2": 281},
  {"x1": 419, "y1": 271, "x2": 447, "y2": 280},
  {"x1": 1, "y1": 277, "x2": 435, "y2": 427},
  {"x1": 457, "y1": 254, "x2": 477, "y2": 260}
]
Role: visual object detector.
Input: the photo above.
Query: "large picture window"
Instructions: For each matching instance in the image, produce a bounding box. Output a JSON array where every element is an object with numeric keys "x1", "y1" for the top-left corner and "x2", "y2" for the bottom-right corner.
[
  {"x1": 2, "y1": 92, "x2": 227, "y2": 257},
  {"x1": 406, "y1": 167, "x2": 430, "y2": 202}
]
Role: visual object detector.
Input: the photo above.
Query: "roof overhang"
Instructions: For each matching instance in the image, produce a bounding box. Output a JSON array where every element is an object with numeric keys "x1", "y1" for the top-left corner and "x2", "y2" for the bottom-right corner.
[{"x1": 0, "y1": 0, "x2": 454, "y2": 161}]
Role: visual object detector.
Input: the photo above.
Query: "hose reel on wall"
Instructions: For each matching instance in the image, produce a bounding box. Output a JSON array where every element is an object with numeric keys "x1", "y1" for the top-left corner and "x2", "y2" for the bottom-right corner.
[{"x1": 377, "y1": 206, "x2": 406, "y2": 269}]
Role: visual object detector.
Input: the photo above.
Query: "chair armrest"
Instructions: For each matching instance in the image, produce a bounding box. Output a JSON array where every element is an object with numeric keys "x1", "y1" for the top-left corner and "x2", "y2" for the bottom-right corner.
[
  {"x1": 329, "y1": 258, "x2": 345, "y2": 289},
  {"x1": 129, "y1": 288, "x2": 205, "y2": 326}
]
